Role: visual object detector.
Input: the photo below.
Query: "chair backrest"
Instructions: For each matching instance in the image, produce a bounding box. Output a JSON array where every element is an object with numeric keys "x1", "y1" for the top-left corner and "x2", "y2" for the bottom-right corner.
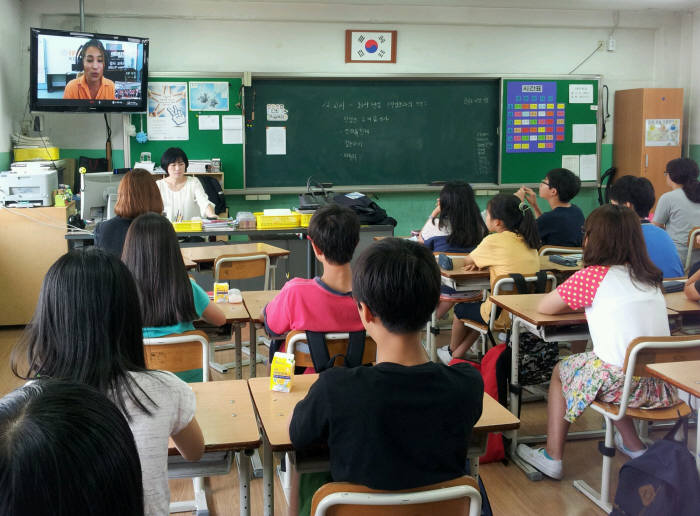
[
  {"x1": 607, "y1": 335, "x2": 700, "y2": 418},
  {"x1": 488, "y1": 272, "x2": 557, "y2": 329},
  {"x1": 143, "y1": 330, "x2": 210, "y2": 382},
  {"x1": 685, "y1": 226, "x2": 700, "y2": 271},
  {"x1": 538, "y1": 245, "x2": 582, "y2": 256},
  {"x1": 214, "y1": 253, "x2": 270, "y2": 289},
  {"x1": 310, "y1": 475, "x2": 481, "y2": 516},
  {"x1": 285, "y1": 330, "x2": 377, "y2": 369},
  {"x1": 623, "y1": 335, "x2": 700, "y2": 377}
]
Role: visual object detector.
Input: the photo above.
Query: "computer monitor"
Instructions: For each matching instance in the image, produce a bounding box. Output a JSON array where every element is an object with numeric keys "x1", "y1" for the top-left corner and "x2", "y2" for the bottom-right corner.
[{"x1": 80, "y1": 172, "x2": 123, "y2": 221}]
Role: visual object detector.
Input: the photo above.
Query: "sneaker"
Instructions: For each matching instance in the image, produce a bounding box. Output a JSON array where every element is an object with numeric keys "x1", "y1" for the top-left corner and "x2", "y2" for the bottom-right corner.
[
  {"x1": 516, "y1": 444, "x2": 563, "y2": 480},
  {"x1": 436, "y1": 346, "x2": 452, "y2": 365},
  {"x1": 614, "y1": 432, "x2": 648, "y2": 459}
]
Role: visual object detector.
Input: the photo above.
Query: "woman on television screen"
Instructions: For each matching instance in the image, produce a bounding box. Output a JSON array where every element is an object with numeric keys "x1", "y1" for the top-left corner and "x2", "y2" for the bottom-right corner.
[{"x1": 63, "y1": 39, "x2": 115, "y2": 100}]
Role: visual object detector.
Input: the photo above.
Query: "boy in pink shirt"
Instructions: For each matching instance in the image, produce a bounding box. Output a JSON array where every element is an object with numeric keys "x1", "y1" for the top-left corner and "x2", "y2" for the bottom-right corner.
[{"x1": 264, "y1": 204, "x2": 363, "y2": 361}]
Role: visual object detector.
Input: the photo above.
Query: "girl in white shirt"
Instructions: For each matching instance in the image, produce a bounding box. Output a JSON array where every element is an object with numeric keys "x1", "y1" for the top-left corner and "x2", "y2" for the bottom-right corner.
[
  {"x1": 517, "y1": 204, "x2": 678, "y2": 480},
  {"x1": 12, "y1": 248, "x2": 205, "y2": 515},
  {"x1": 157, "y1": 147, "x2": 216, "y2": 221}
]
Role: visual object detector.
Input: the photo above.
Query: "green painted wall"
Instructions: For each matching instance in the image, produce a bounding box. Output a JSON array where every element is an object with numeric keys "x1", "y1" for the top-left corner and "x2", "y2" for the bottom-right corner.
[
  {"x1": 689, "y1": 145, "x2": 700, "y2": 163},
  {"x1": 0, "y1": 151, "x2": 9, "y2": 170}
]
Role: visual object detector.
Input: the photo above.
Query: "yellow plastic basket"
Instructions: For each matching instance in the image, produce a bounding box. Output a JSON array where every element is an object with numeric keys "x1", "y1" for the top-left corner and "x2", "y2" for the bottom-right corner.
[
  {"x1": 254, "y1": 212, "x2": 300, "y2": 229},
  {"x1": 172, "y1": 220, "x2": 203, "y2": 232},
  {"x1": 297, "y1": 212, "x2": 313, "y2": 228}
]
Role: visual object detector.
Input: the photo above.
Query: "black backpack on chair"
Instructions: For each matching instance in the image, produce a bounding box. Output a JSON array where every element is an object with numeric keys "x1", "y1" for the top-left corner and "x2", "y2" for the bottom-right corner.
[{"x1": 305, "y1": 330, "x2": 368, "y2": 373}]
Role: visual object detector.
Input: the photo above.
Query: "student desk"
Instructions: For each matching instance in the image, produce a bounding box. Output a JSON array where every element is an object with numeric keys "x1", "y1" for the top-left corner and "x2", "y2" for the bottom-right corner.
[
  {"x1": 168, "y1": 380, "x2": 261, "y2": 516},
  {"x1": 211, "y1": 290, "x2": 280, "y2": 377},
  {"x1": 248, "y1": 374, "x2": 520, "y2": 516},
  {"x1": 181, "y1": 243, "x2": 290, "y2": 289},
  {"x1": 645, "y1": 360, "x2": 700, "y2": 471},
  {"x1": 427, "y1": 257, "x2": 491, "y2": 361}
]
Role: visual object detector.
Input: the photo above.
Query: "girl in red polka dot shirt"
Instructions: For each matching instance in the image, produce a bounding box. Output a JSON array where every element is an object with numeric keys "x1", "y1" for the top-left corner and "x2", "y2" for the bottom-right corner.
[{"x1": 517, "y1": 204, "x2": 679, "y2": 480}]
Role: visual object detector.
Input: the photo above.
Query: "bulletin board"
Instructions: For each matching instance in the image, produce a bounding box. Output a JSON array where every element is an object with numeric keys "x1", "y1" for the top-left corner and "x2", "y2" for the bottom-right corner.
[
  {"x1": 127, "y1": 74, "x2": 244, "y2": 189},
  {"x1": 500, "y1": 78, "x2": 600, "y2": 184}
]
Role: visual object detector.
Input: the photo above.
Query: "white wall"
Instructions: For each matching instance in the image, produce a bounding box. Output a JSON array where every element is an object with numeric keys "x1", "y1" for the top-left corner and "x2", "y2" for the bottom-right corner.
[
  {"x1": 15, "y1": 0, "x2": 696, "y2": 156},
  {"x1": 0, "y1": 0, "x2": 23, "y2": 159}
]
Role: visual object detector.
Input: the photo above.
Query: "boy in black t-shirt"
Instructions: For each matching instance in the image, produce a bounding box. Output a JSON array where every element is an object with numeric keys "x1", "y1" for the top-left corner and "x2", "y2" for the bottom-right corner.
[
  {"x1": 289, "y1": 238, "x2": 484, "y2": 515},
  {"x1": 516, "y1": 168, "x2": 585, "y2": 246}
]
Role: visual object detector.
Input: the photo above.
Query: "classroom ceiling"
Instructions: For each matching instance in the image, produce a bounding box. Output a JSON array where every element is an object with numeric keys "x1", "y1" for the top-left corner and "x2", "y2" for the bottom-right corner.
[{"x1": 237, "y1": 0, "x2": 700, "y2": 9}]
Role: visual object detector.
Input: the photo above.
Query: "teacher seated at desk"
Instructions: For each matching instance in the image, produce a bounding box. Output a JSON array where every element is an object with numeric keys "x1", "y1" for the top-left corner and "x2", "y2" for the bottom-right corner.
[
  {"x1": 62, "y1": 39, "x2": 115, "y2": 100},
  {"x1": 157, "y1": 147, "x2": 216, "y2": 221},
  {"x1": 94, "y1": 168, "x2": 164, "y2": 257}
]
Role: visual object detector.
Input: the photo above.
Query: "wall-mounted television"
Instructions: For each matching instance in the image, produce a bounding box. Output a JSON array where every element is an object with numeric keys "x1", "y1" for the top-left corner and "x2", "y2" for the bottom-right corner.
[{"x1": 30, "y1": 28, "x2": 149, "y2": 112}]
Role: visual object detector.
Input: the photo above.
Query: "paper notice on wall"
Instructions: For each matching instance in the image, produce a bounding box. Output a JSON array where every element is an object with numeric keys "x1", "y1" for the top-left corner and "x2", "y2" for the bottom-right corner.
[
  {"x1": 561, "y1": 155, "x2": 580, "y2": 176},
  {"x1": 569, "y1": 84, "x2": 593, "y2": 104},
  {"x1": 266, "y1": 126, "x2": 286, "y2": 155},
  {"x1": 198, "y1": 115, "x2": 219, "y2": 130},
  {"x1": 267, "y1": 104, "x2": 289, "y2": 121},
  {"x1": 222, "y1": 115, "x2": 243, "y2": 144},
  {"x1": 579, "y1": 154, "x2": 597, "y2": 181},
  {"x1": 147, "y1": 82, "x2": 189, "y2": 140},
  {"x1": 645, "y1": 119, "x2": 680, "y2": 147},
  {"x1": 572, "y1": 124, "x2": 597, "y2": 143}
]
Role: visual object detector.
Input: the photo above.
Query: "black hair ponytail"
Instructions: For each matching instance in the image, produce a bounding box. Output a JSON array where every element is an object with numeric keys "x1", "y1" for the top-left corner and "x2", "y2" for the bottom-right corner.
[
  {"x1": 667, "y1": 158, "x2": 700, "y2": 203},
  {"x1": 487, "y1": 194, "x2": 541, "y2": 250}
]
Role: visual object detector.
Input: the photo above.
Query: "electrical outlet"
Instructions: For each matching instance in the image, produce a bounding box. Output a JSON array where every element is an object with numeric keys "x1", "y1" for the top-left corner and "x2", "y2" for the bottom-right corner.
[
  {"x1": 258, "y1": 194, "x2": 270, "y2": 200},
  {"x1": 33, "y1": 114, "x2": 44, "y2": 132},
  {"x1": 245, "y1": 194, "x2": 258, "y2": 200},
  {"x1": 607, "y1": 35, "x2": 616, "y2": 52}
]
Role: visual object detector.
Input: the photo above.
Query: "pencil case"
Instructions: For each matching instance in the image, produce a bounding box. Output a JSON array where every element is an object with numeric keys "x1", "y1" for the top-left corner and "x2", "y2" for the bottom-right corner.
[{"x1": 549, "y1": 255, "x2": 578, "y2": 267}]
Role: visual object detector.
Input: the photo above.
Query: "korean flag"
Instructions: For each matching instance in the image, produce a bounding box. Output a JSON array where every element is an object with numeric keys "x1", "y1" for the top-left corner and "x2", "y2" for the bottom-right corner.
[{"x1": 350, "y1": 32, "x2": 393, "y2": 62}]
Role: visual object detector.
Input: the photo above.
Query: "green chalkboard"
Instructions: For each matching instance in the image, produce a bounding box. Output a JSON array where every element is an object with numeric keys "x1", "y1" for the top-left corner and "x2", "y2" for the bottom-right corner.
[
  {"x1": 128, "y1": 76, "x2": 244, "y2": 189},
  {"x1": 500, "y1": 79, "x2": 599, "y2": 184},
  {"x1": 244, "y1": 78, "x2": 500, "y2": 188}
]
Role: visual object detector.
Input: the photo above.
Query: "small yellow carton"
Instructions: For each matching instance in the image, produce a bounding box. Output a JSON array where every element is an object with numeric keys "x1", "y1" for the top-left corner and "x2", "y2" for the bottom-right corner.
[
  {"x1": 269, "y1": 352, "x2": 295, "y2": 392},
  {"x1": 213, "y1": 282, "x2": 229, "y2": 304}
]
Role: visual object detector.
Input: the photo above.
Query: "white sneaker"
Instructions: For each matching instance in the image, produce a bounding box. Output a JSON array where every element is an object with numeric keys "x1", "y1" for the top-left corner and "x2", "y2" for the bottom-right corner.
[
  {"x1": 516, "y1": 444, "x2": 563, "y2": 480},
  {"x1": 614, "y1": 432, "x2": 648, "y2": 459},
  {"x1": 436, "y1": 346, "x2": 452, "y2": 365}
]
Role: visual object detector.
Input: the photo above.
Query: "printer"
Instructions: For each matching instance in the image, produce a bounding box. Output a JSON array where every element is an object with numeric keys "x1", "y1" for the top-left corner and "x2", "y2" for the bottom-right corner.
[{"x1": 0, "y1": 168, "x2": 58, "y2": 206}]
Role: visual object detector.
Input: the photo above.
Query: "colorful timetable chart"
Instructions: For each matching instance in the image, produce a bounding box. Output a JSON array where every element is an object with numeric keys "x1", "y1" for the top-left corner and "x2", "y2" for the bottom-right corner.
[{"x1": 506, "y1": 81, "x2": 565, "y2": 153}]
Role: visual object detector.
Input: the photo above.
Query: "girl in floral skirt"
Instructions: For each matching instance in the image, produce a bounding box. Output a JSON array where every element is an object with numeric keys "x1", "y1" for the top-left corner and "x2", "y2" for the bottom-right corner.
[{"x1": 517, "y1": 204, "x2": 679, "y2": 480}]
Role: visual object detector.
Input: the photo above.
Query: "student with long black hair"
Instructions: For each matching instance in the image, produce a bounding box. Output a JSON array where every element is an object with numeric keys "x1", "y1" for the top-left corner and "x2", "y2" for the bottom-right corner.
[
  {"x1": 652, "y1": 157, "x2": 700, "y2": 263},
  {"x1": 0, "y1": 380, "x2": 144, "y2": 516},
  {"x1": 12, "y1": 248, "x2": 204, "y2": 516},
  {"x1": 419, "y1": 181, "x2": 488, "y2": 253},
  {"x1": 439, "y1": 194, "x2": 541, "y2": 363},
  {"x1": 122, "y1": 212, "x2": 226, "y2": 339}
]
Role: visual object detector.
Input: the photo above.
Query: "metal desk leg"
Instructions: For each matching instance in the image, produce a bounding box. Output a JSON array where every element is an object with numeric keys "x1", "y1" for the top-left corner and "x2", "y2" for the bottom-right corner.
[
  {"x1": 263, "y1": 438, "x2": 274, "y2": 516},
  {"x1": 235, "y1": 323, "x2": 243, "y2": 380},
  {"x1": 250, "y1": 320, "x2": 258, "y2": 378},
  {"x1": 238, "y1": 450, "x2": 252, "y2": 516},
  {"x1": 508, "y1": 318, "x2": 543, "y2": 481}
]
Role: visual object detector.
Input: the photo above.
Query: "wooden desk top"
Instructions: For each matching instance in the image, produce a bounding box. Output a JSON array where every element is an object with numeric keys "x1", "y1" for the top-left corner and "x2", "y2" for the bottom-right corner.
[
  {"x1": 243, "y1": 290, "x2": 280, "y2": 322},
  {"x1": 168, "y1": 380, "x2": 260, "y2": 454},
  {"x1": 490, "y1": 293, "x2": 587, "y2": 326},
  {"x1": 439, "y1": 256, "x2": 490, "y2": 281},
  {"x1": 645, "y1": 361, "x2": 700, "y2": 398},
  {"x1": 664, "y1": 291, "x2": 700, "y2": 314},
  {"x1": 492, "y1": 293, "x2": 679, "y2": 326},
  {"x1": 181, "y1": 243, "x2": 290, "y2": 263},
  {"x1": 218, "y1": 301, "x2": 251, "y2": 323},
  {"x1": 248, "y1": 374, "x2": 519, "y2": 451},
  {"x1": 538, "y1": 255, "x2": 581, "y2": 272}
]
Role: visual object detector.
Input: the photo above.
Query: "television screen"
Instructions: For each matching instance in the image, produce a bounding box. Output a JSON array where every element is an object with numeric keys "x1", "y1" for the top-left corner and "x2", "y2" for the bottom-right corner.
[{"x1": 30, "y1": 28, "x2": 149, "y2": 112}]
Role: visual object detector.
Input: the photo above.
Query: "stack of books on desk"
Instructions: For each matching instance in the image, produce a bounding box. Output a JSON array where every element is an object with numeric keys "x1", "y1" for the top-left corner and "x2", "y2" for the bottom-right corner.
[{"x1": 202, "y1": 218, "x2": 233, "y2": 231}]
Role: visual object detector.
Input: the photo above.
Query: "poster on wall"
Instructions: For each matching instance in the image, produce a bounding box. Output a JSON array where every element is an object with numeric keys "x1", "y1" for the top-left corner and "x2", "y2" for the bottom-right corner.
[
  {"x1": 189, "y1": 82, "x2": 229, "y2": 111},
  {"x1": 505, "y1": 81, "x2": 565, "y2": 154},
  {"x1": 147, "y1": 82, "x2": 189, "y2": 141},
  {"x1": 645, "y1": 119, "x2": 680, "y2": 147}
]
